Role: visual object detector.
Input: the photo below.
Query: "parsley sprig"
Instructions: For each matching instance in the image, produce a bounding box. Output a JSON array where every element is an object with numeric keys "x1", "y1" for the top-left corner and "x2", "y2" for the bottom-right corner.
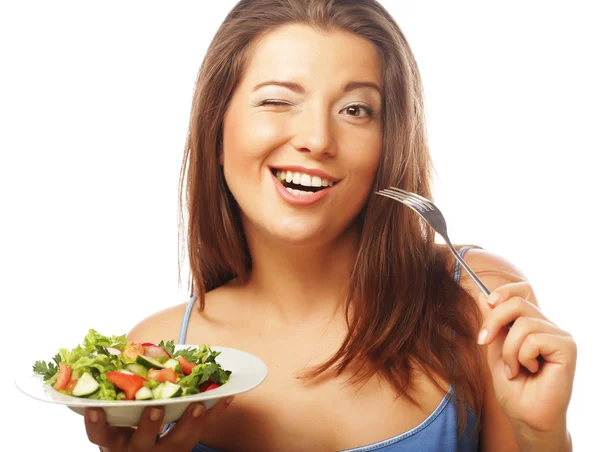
[{"x1": 33, "y1": 353, "x2": 61, "y2": 381}]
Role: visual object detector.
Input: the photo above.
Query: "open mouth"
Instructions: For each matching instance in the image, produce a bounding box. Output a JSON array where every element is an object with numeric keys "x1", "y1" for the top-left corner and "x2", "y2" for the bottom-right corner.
[{"x1": 270, "y1": 168, "x2": 337, "y2": 193}]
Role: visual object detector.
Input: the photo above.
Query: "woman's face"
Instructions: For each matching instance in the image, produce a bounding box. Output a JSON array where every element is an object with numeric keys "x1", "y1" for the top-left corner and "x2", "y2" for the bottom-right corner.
[{"x1": 222, "y1": 24, "x2": 383, "y2": 246}]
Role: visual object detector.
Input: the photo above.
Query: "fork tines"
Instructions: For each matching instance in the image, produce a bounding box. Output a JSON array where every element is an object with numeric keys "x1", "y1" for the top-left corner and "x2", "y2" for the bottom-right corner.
[{"x1": 375, "y1": 187, "x2": 434, "y2": 213}]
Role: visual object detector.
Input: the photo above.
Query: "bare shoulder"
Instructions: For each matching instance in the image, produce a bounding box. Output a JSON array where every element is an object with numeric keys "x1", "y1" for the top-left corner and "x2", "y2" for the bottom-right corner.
[
  {"x1": 127, "y1": 301, "x2": 190, "y2": 343},
  {"x1": 127, "y1": 284, "x2": 247, "y2": 345},
  {"x1": 456, "y1": 247, "x2": 533, "y2": 301},
  {"x1": 461, "y1": 247, "x2": 526, "y2": 278}
]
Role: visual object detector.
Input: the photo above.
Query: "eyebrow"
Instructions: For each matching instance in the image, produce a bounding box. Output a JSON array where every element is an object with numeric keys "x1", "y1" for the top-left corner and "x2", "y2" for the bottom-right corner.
[{"x1": 252, "y1": 80, "x2": 381, "y2": 95}]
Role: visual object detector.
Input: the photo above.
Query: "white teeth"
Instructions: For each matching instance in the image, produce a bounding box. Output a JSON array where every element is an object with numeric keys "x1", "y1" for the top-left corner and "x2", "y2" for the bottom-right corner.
[
  {"x1": 300, "y1": 174, "x2": 311, "y2": 187},
  {"x1": 275, "y1": 169, "x2": 335, "y2": 187},
  {"x1": 285, "y1": 187, "x2": 311, "y2": 196}
]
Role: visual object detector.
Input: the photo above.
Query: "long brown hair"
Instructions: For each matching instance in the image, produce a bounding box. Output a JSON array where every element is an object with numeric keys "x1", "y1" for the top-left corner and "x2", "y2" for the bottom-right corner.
[{"x1": 179, "y1": 0, "x2": 484, "y2": 433}]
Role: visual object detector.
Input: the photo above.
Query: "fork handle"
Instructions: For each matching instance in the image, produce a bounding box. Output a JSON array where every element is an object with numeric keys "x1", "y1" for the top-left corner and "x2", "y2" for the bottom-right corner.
[{"x1": 447, "y1": 240, "x2": 491, "y2": 297}]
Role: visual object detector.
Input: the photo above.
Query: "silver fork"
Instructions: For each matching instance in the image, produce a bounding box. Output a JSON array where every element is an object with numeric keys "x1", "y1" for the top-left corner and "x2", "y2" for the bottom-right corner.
[{"x1": 376, "y1": 186, "x2": 490, "y2": 297}]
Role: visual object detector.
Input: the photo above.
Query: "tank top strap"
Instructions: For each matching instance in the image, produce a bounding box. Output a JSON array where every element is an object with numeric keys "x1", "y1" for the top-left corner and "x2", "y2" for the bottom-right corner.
[
  {"x1": 453, "y1": 245, "x2": 479, "y2": 283},
  {"x1": 178, "y1": 295, "x2": 197, "y2": 344}
]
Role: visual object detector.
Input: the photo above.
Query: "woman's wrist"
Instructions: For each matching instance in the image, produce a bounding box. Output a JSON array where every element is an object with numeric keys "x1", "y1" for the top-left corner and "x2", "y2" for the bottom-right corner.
[{"x1": 512, "y1": 421, "x2": 572, "y2": 452}]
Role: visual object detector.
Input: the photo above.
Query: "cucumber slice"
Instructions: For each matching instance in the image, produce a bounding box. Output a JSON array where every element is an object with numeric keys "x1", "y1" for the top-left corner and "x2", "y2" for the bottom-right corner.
[
  {"x1": 136, "y1": 354, "x2": 165, "y2": 370},
  {"x1": 152, "y1": 383, "x2": 164, "y2": 399},
  {"x1": 125, "y1": 363, "x2": 148, "y2": 378},
  {"x1": 163, "y1": 359, "x2": 180, "y2": 371},
  {"x1": 144, "y1": 379, "x2": 160, "y2": 390},
  {"x1": 71, "y1": 372, "x2": 100, "y2": 397},
  {"x1": 135, "y1": 386, "x2": 153, "y2": 400},
  {"x1": 182, "y1": 386, "x2": 199, "y2": 396},
  {"x1": 158, "y1": 381, "x2": 183, "y2": 399}
]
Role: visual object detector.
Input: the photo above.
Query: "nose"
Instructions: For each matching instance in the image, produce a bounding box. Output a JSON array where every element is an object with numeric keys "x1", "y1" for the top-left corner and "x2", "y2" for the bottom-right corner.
[{"x1": 289, "y1": 104, "x2": 336, "y2": 157}]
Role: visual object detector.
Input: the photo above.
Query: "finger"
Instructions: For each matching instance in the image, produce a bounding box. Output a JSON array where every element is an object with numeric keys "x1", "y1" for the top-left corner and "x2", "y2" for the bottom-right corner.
[
  {"x1": 205, "y1": 396, "x2": 235, "y2": 419},
  {"x1": 518, "y1": 333, "x2": 577, "y2": 372},
  {"x1": 84, "y1": 408, "x2": 111, "y2": 448},
  {"x1": 478, "y1": 296, "x2": 548, "y2": 346},
  {"x1": 476, "y1": 293, "x2": 494, "y2": 317},
  {"x1": 161, "y1": 402, "x2": 207, "y2": 450},
  {"x1": 164, "y1": 397, "x2": 234, "y2": 449},
  {"x1": 85, "y1": 408, "x2": 135, "y2": 451},
  {"x1": 502, "y1": 317, "x2": 566, "y2": 378},
  {"x1": 485, "y1": 281, "x2": 536, "y2": 306},
  {"x1": 129, "y1": 407, "x2": 165, "y2": 452}
]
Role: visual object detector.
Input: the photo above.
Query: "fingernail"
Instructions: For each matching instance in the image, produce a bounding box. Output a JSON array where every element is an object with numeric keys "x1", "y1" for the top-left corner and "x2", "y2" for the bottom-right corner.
[
  {"x1": 477, "y1": 328, "x2": 488, "y2": 345},
  {"x1": 89, "y1": 410, "x2": 98, "y2": 423},
  {"x1": 225, "y1": 396, "x2": 234, "y2": 406},
  {"x1": 192, "y1": 403, "x2": 205, "y2": 418},
  {"x1": 150, "y1": 408, "x2": 162, "y2": 422},
  {"x1": 504, "y1": 364, "x2": 512, "y2": 380},
  {"x1": 488, "y1": 293, "x2": 501, "y2": 305}
]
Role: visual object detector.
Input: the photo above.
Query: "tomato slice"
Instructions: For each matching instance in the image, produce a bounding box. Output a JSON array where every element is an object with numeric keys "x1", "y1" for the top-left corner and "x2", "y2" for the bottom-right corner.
[
  {"x1": 175, "y1": 356, "x2": 196, "y2": 375},
  {"x1": 66, "y1": 378, "x2": 78, "y2": 393},
  {"x1": 54, "y1": 363, "x2": 72, "y2": 391},
  {"x1": 147, "y1": 368, "x2": 178, "y2": 384},
  {"x1": 199, "y1": 381, "x2": 220, "y2": 392},
  {"x1": 106, "y1": 371, "x2": 146, "y2": 400}
]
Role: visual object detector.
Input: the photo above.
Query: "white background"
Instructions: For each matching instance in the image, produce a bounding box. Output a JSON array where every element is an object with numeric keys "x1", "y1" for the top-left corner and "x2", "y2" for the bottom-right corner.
[{"x1": 1, "y1": 0, "x2": 598, "y2": 450}]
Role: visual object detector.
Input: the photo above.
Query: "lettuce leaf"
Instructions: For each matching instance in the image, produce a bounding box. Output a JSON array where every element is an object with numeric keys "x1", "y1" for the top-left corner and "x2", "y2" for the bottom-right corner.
[
  {"x1": 59, "y1": 345, "x2": 89, "y2": 367},
  {"x1": 90, "y1": 377, "x2": 118, "y2": 401},
  {"x1": 70, "y1": 354, "x2": 120, "y2": 377},
  {"x1": 83, "y1": 329, "x2": 126, "y2": 352}
]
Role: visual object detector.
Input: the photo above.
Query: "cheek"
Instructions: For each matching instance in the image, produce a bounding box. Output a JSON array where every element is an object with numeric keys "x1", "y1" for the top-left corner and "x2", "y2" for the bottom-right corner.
[
  {"x1": 342, "y1": 136, "x2": 382, "y2": 212},
  {"x1": 348, "y1": 132, "x2": 382, "y2": 183},
  {"x1": 221, "y1": 109, "x2": 288, "y2": 200},
  {"x1": 362, "y1": 147, "x2": 382, "y2": 178},
  {"x1": 222, "y1": 110, "x2": 285, "y2": 167}
]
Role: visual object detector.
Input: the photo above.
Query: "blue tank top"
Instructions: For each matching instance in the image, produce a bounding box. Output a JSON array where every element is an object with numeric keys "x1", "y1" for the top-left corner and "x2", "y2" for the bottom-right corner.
[{"x1": 165, "y1": 246, "x2": 480, "y2": 451}]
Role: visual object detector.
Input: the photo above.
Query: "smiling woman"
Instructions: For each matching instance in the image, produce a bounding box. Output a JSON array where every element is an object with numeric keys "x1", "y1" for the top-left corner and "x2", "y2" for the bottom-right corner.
[
  {"x1": 2, "y1": 0, "x2": 577, "y2": 451},
  {"x1": 221, "y1": 24, "x2": 383, "y2": 245},
  {"x1": 74, "y1": 0, "x2": 579, "y2": 451}
]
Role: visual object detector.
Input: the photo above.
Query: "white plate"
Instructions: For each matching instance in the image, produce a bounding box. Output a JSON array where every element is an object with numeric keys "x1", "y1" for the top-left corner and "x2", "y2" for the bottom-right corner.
[{"x1": 15, "y1": 345, "x2": 267, "y2": 426}]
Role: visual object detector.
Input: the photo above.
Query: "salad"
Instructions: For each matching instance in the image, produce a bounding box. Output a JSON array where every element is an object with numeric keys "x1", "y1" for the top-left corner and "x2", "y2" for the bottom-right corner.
[{"x1": 33, "y1": 329, "x2": 232, "y2": 401}]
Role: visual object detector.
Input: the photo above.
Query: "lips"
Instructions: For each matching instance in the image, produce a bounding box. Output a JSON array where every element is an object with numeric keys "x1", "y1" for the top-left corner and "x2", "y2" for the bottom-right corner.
[{"x1": 270, "y1": 170, "x2": 335, "y2": 206}]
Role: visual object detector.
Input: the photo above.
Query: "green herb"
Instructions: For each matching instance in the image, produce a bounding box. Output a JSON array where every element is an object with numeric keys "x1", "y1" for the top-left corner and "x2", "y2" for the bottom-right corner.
[
  {"x1": 32, "y1": 353, "x2": 61, "y2": 382},
  {"x1": 158, "y1": 340, "x2": 175, "y2": 356}
]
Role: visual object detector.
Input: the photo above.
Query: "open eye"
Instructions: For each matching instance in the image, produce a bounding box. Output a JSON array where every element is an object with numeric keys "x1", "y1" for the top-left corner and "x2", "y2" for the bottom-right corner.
[{"x1": 341, "y1": 104, "x2": 373, "y2": 117}]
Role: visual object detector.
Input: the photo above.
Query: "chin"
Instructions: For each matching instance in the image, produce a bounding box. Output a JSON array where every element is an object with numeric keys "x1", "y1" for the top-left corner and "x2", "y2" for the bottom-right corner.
[
  {"x1": 240, "y1": 208, "x2": 359, "y2": 248},
  {"x1": 267, "y1": 223, "x2": 331, "y2": 246}
]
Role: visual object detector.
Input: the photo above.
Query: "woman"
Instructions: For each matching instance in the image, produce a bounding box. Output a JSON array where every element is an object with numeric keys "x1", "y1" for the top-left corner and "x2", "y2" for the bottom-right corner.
[{"x1": 84, "y1": 0, "x2": 576, "y2": 450}]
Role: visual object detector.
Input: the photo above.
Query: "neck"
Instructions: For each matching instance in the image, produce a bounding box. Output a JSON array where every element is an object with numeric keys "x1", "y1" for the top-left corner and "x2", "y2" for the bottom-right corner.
[{"x1": 241, "y1": 222, "x2": 360, "y2": 326}]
